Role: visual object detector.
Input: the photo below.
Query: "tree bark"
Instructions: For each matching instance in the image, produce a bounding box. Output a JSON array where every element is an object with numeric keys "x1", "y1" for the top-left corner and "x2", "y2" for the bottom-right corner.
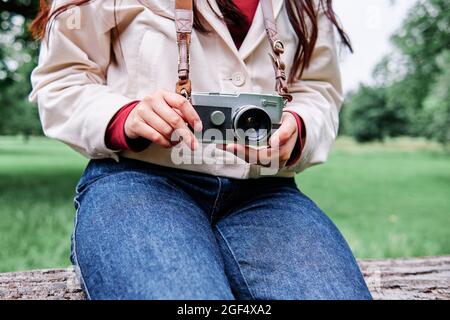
[{"x1": 0, "y1": 256, "x2": 449, "y2": 300}]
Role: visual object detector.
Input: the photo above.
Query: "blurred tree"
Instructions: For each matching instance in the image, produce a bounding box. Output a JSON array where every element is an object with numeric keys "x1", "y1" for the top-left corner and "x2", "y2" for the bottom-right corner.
[
  {"x1": 0, "y1": 58, "x2": 41, "y2": 138},
  {"x1": 0, "y1": 0, "x2": 41, "y2": 137},
  {"x1": 422, "y1": 51, "x2": 450, "y2": 147},
  {"x1": 345, "y1": 85, "x2": 406, "y2": 143},
  {"x1": 387, "y1": 0, "x2": 450, "y2": 137},
  {"x1": 344, "y1": 0, "x2": 450, "y2": 144}
]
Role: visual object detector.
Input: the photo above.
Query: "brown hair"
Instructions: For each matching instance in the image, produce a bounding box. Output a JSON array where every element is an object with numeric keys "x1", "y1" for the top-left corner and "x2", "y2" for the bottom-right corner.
[{"x1": 30, "y1": 0, "x2": 352, "y2": 83}]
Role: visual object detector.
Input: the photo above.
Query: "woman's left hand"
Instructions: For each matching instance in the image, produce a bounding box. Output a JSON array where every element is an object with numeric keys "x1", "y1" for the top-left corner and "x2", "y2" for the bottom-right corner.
[{"x1": 221, "y1": 112, "x2": 299, "y2": 169}]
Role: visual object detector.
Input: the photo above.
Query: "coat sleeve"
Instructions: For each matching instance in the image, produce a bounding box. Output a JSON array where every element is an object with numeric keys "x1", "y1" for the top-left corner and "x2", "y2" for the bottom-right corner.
[
  {"x1": 29, "y1": 1, "x2": 134, "y2": 159},
  {"x1": 283, "y1": 8, "x2": 344, "y2": 173}
]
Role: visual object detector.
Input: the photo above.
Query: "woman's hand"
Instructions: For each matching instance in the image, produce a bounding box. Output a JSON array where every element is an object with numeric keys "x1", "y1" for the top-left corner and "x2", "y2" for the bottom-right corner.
[
  {"x1": 124, "y1": 90, "x2": 203, "y2": 150},
  {"x1": 222, "y1": 112, "x2": 299, "y2": 168}
]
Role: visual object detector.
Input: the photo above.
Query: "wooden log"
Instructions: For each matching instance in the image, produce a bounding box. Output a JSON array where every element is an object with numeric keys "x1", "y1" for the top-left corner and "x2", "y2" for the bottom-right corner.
[
  {"x1": 0, "y1": 256, "x2": 449, "y2": 300},
  {"x1": 359, "y1": 255, "x2": 450, "y2": 300},
  {"x1": 0, "y1": 268, "x2": 84, "y2": 300}
]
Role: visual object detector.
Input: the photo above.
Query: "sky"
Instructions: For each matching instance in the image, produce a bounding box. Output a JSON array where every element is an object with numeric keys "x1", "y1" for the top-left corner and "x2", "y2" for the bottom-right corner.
[{"x1": 334, "y1": 0, "x2": 417, "y2": 93}]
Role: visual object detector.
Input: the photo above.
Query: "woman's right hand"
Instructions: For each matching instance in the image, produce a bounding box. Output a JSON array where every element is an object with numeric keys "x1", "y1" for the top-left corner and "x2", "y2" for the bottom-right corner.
[{"x1": 124, "y1": 90, "x2": 203, "y2": 150}]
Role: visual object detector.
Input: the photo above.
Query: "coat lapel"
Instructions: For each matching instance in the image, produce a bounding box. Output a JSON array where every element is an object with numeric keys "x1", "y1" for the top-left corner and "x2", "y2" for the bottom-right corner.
[
  {"x1": 238, "y1": 0, "x2": 284, "y2": 61},
  {"x1": 195, "y1": 0, "x2": 241, "y2": 59},
  {"x1": 140, "y1": 0, "x2": 242, "y2": 62},
  {"x1": 139, "y1": 0, "x2": 284, "y2": 63}
]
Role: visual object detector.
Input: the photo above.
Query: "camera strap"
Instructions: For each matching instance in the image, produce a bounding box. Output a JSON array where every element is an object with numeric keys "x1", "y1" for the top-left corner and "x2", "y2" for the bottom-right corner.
[
  {"x1": 175, "y1": 0, "x2": 194, "y2": 99},
  {"x1": 175, "y1": 0, "x2": 293, "y2": 103},
  {"x1": 260, "y1": 0, "x2": 293, "y2": 102}
]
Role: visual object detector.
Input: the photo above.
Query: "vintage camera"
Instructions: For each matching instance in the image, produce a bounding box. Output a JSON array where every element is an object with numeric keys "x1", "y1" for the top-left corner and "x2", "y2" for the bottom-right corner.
[{"x1": 191, "y1": 93, "x2": 284, "y2": 146}]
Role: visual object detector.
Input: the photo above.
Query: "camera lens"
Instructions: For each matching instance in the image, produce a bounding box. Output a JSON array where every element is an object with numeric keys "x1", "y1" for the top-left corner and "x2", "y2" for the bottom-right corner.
[{"x1": 233, "y1": 107, "x2": 272, "y2": 143}]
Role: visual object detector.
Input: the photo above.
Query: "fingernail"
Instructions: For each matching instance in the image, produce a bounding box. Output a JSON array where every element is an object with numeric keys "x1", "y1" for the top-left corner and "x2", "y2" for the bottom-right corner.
[
  {"x1": 192, "y1": 139, "x2": 199, "y2": 151},
  {"x1": 194, "y1": 121, "x2": 203, "y2": 133}
]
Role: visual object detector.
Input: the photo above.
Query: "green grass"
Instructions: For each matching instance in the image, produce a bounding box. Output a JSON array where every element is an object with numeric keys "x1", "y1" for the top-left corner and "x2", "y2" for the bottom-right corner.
[
  {"x1": 298, "y1": 138, "x2": 450, "y2": 259},
  {"x1": 0, "y1": 137, "x2": 87, "y2": 273},
  {"x1": 0, "y1": 136, "x2": 449, "y2": 272}
]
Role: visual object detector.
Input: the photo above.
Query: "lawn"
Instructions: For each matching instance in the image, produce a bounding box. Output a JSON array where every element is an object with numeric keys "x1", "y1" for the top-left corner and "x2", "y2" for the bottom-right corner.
[{"x1": 0, "y1": 136, "x2": 449, "y2": 272}]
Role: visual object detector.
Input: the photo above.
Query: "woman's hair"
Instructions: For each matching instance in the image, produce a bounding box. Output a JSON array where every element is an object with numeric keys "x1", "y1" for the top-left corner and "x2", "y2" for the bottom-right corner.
[{"x1": 30, "y1": 0, "x2": 352, "y2": 83}]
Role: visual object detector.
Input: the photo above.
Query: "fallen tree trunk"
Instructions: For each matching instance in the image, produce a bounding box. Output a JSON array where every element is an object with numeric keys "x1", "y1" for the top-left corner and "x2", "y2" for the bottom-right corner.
[
  {"x1": 0, "y1": 256, "x2": 449, "y2": 300},
  {"x1": 358, "y1": 255, "x2": 450, "y2": 300}
]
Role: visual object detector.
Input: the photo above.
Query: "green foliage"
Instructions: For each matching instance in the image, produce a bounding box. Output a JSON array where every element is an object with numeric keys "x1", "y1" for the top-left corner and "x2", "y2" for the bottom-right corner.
[
  {"x1": 344, "y1": 0, "x2": 450, "y2": 145},
  {"x1": 392, "y1": 0, "x2": 449, "y2": 76},
  {"x1": 389, "y1": 0, "x2": 450, "y2": 138},
  {"x1": 344, "y1": 85, "x2": 407, "y2": 143},
  {"x1": 422, "y1": 51, "x2": 450, "y2": 146},
  {"x1": 0, "y1": 56, "x2": 41, "y2": 137},
  {"x1": 0, "y1": 0, "x2": 41, "y2": 137}
]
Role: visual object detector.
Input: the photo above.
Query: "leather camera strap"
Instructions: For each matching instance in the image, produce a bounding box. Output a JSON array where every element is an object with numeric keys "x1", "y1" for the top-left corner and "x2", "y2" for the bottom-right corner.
[
  {"x1": 260, "y1": 0, "x2": 293, "y2": 102},
  {"x1": 175, "y1": 0, "x2": 194, "y2": 99},
  {"x1": 175, "y1": 0, "x2": 293, "y2": 103}
]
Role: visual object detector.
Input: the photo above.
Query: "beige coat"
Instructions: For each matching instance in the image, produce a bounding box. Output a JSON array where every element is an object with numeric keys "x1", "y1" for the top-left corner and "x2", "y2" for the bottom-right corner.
[{"x1": 30, "y1": 0, "x2": 343, "y2": 179}]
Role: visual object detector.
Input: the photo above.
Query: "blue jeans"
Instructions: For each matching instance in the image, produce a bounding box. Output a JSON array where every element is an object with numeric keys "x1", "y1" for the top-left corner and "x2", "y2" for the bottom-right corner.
[{"x1": 71, "y1": 158, "x2": 372, "y2": 300}]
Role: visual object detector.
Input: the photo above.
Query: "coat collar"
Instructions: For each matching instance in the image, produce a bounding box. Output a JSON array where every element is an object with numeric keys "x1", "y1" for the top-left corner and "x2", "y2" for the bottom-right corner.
[
  {"x1": 196, "y1": 0, "x2": 285, "y2": 62},
  {"x1": 238, "y1": 0, "x2": 284, "y2": 61},
  {"x1": 140, "y1": 0, "x2": 285, "y2": 62}
]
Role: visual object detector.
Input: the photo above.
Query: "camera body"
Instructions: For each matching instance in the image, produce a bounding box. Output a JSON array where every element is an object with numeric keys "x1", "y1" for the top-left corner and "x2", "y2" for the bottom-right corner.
[{"x1": 191, "y1": 92, "x2": 284, "y2": 146}]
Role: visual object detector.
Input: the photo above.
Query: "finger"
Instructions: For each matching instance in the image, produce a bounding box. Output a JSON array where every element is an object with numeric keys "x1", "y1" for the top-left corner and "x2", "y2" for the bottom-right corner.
[
  {"x1": 152, "y1": 98, "x2": 198, "y2": 150},
  {"x1": 270, "y1": 122, "x2": 296, "y2": 147},
  {"x1": 256, "y1": 146, "x2": 277, "y2": 167},
  {"x1": 162, "y1": 91, "x2": 203, "y2": 132},
  {"x1": 278, "y1": 135, "x2": 297, "y2": 164},
  {"x1": 270, "y1": 114, "x2": 297, "y2": 147},
  {"x1": 172, "y1": 126, "x2": 199, "y2": 150},
  {"x1": 139, "y1": 109, "x2": 174, "y2": 141},
  {"x1": 134, "y1": 121, "x2": 172, "y2": 148},
  {"x1": 173, "y1": 108, "x2": 184, "y2": 118}
]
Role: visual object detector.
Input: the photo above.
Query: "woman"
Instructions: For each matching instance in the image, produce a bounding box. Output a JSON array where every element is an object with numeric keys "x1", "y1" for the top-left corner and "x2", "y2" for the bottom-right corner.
[{"x1": 30, "y1": 0, "x2": 372, "y2": 300}]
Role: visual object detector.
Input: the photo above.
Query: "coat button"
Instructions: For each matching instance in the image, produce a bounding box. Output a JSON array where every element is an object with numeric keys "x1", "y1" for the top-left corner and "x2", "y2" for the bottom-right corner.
[{"x1": 231, "y1": 72, "x2": 246, "y2": 87}]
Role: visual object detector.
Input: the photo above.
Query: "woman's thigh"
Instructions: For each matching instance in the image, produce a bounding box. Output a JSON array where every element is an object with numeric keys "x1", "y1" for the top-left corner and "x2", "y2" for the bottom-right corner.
[
  {"x1": 214, "y1": 186, "x2": 372, "y2": 300},
  {"x1": 72, "y1": 160, "x2": 234, "y2": 300}
]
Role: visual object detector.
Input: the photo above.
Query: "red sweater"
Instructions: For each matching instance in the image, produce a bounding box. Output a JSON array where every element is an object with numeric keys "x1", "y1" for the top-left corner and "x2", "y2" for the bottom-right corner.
[{"x1": 106, "y1": 0, "x2": 304, "y2": 164}]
